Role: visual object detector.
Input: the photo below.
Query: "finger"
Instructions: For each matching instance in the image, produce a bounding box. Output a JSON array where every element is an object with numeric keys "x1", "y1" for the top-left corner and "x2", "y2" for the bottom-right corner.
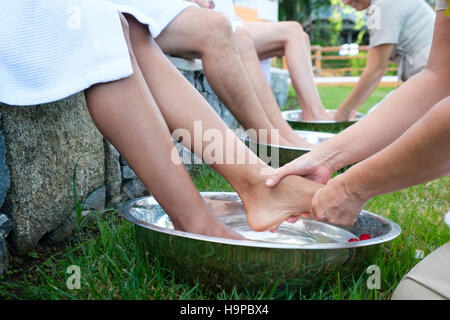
[{"x1": 265, "y1": 162, "x2": 300, "y2": 187}]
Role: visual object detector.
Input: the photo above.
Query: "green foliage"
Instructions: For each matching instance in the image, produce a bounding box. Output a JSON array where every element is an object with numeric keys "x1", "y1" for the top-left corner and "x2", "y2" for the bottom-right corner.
[
  {"x1": 279, "y1": 0, "x2": 331, "y2": 23},
  {"x1": 285, "y1": 84, "x2": 396, "y2": 113},
  {"x1": 350, "y1": 51, "x2": 367, "y2": 76},
  {"x1": 279, "y1": 0, "x2": 368, "y2": 46}
]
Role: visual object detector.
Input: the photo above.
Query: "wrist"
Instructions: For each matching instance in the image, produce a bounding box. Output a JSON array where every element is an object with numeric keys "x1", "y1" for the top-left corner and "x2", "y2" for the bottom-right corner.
[
  {"x1": 335, "y1": 166, "x2": 372, "y2": 203},
  {"x1": 310, "y1": 147, "x2": 345, "y2": 173}
]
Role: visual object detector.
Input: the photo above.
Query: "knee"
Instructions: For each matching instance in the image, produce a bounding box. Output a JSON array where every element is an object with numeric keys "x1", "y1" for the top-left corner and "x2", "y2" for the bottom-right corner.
[
  {"x1": 283, "y1": 21, "x2": 309, "y2": 43},
  {"x1": 234, "y1": 27, "x2": 255, "y2": 52},
  {"x1": 202, "y1": 11, "x2": 234, "y2": 45}
]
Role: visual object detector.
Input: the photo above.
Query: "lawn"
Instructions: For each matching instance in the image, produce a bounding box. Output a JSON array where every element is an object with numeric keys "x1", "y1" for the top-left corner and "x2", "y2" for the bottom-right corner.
[
  {"x1": 285, "y1": 85, "x2": 397, "y2": 114},
  {"x1": 0, "y1": 86, "x2": 448, "y2": 300}
]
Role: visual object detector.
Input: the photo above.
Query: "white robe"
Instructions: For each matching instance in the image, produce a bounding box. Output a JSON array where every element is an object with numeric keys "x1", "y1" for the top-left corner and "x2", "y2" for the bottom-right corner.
[
  {"x1": 106, "y1": 0, "x2": 198, "y2": 38},
  {"x1": 0, "y1": 0, "x2": 133, "y2": 106}
]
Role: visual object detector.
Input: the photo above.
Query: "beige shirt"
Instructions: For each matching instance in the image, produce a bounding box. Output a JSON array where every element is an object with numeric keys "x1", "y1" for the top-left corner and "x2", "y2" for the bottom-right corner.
[{"x1": 367, "y1": 0, "x2": 435, "y2": 81}]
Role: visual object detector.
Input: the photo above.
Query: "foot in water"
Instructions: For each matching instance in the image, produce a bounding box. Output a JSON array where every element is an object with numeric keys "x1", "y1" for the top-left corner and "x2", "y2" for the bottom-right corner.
[{"x1": 239, "y1": 172, "x2": 323, "y2": 231}]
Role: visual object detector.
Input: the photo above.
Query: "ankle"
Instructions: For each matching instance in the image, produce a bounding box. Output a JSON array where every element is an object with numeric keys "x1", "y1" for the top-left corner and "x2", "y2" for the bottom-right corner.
[{"x1": 233, "y1": 165, "x2": 275, "y2": 200}]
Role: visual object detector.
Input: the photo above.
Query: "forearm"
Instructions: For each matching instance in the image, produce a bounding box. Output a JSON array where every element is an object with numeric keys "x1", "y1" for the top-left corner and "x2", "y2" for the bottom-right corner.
[
  {"x1": 311, "y1": 68, "x2": 449, "y2": 172},
  {"x1": 336, "y1": 66, "x2": 384, "y2": 119},
  {"x1": 339, "y1": 97, "x2": 450, "y2": 201}
]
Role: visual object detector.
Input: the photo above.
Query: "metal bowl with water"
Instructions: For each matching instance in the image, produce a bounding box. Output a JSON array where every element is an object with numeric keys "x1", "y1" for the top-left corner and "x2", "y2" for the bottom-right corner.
[
  {"x1": 283, "y1": 109, "x2": 364, "y2": 133},
  {"x1": 241, "y1": 130, "x2": 335, "y2": 168},
  {"x1": 120, "y1": 192, "x2": 401, "y2": 290}
]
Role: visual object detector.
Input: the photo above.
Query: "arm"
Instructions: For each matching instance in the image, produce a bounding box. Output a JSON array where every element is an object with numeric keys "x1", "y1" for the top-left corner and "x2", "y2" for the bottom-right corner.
[
  {"x1": 334, "y1": 44, "x2": 393, "y2": 121},
  {"x1": 266, "y1": 12, "x2": 450, "y2": 187},
  {"x1": 310, "y1": 97, "x2": 450, "y2": 226}
]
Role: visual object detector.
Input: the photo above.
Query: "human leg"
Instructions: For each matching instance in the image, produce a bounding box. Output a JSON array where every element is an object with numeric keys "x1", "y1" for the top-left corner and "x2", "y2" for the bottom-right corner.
[
  {"x1": 84, "y1": 14, "x2": 242, "y2": 239},
  {"x1": 155, "y1": 8, "x2": 291, "y2": 146},
  {"x1": 127, "y1": 15, "x2": 324, "y2": 231},
  {"x1": 233, "y1": 26, "x2": 313, "y2": 148},
  {"x1": 241, "y1": 21, "x2": 330, "y2": 121}
]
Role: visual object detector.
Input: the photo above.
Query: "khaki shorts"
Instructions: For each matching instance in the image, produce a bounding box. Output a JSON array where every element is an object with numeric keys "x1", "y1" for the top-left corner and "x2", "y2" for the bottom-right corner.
[{"x1": 392, "y1": 242, "x2": 450, "y2": 300}]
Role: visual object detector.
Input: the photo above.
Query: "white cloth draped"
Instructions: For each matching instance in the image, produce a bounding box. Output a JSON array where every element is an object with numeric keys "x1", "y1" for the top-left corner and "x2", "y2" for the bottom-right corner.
[
  {"x1": 106, "y1": 0, "x2": 198, "y2": 38},
  {"x1": 0, "y1": 0, "x2": 132, "y2": 106}
]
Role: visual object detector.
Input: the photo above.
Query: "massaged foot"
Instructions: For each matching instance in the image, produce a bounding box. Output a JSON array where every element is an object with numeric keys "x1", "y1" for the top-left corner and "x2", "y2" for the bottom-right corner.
[{"x1": 239, "y1": 173, "x2": 323, "y2": 231}]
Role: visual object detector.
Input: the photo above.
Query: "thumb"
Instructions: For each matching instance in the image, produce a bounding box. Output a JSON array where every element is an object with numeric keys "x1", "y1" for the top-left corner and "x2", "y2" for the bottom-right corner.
[
  {"x1": 265, "y1": 160, "x2": 305, "y2": 187},
  {"x1": 265, "y1": 165, "x2": 292, "y2": 187}
]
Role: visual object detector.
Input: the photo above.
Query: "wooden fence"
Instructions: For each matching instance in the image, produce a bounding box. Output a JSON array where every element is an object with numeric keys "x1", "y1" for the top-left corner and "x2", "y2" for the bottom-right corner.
[{"x1": 282, "y1": 45, "x2": 398, "y2": 77}]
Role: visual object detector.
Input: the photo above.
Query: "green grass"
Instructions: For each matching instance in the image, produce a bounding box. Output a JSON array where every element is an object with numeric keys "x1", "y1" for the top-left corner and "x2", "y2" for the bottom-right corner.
[
  {"x1": 0, "y1": 86, "x2": 448, "y2": 300},
  {"x1": 1, "y1": 165, "x2": 447, "y2": 300},
  {"x1": 285, "y1": 85, "x2": 396, "y2": 114}
]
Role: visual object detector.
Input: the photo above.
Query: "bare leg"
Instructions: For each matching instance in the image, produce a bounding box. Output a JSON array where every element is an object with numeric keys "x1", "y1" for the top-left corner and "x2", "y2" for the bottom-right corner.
[
  {"x1": 127, "y1": 15, "x2": 323, "y2": 231},
  {"x1": 84, "y1": 15, "x2": 242, "y2": 239},
  {"x1": 155, "y1": 7, "x2": 292, "y2": 146},
  {"x1": 241, "y1": 21, "x2": 331, "y2": 121},
  {"x1": 233, "y1": 26, "x2": 313, "y2": 148}
]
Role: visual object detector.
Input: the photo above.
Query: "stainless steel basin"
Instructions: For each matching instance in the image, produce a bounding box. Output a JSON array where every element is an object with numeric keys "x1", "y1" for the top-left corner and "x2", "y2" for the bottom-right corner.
[
  {"x1": 283, "y1": 109, "x2": 364, "y2": 133},
  {"x1": 241, "y1": 130, "x2": 335, "y2": 168},
  {"x1": 120, "y1": 192, "x2": 401, "y2": 291}
]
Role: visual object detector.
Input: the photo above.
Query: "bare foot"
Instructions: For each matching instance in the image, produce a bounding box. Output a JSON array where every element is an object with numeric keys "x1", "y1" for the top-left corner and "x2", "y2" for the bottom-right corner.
[
  {"x1": 302, "y1": 108, "x2": 333, "y2": 121},
  {"x1": 239, "y1": 174, "x2": 323, "y2": 231}
]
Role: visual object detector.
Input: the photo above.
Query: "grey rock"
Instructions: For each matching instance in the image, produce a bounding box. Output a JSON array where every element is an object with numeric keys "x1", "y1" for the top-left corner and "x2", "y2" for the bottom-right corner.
[
  {"x1": 270, "y1": 67, "x2": 289, "y2": 108},
  {"x1": 122, "y1": 165, "x2": 136, "y2": 180},
  {"x1": 41, "y1": 208, "x2": 99, "y2": 245},
  {"x1": 104, "y1": 140, "x2": 122, "y2": 206},
  {"x1": 120, "y1": 156, "x2": 128, "y2": 166},
  {"x1": 180, "y1": 70, "x2": 196, "y2": 86},
  {"x1": 0, "y1": 130, "x2": 10, "y2": 208},
  {"x1": 194, "y1": 73, "x2": 205, "y2": 92},
  {"x1": 0, "y1": 93, "x2": 105, "y2": 255},
  {"x1": 123, "y1": 178, "x2": 148, "y2": 200},
  {"x1": 201, "y1": 92, "x2": 222, "y2": 117},
  {"x1": 0, "y1": 213, "x2": 13, "y2": 239},
  {"x1": 221, "y1": 107, "x2": 240, "y2": 130},
  {"x1": 0, "y1": 239, "x2": 8, "y2": 275},
  {"x1": 84, "y1": 185, "x2": 106, "y2": 211},
  {"x1": 167, "y1": 56, "x2": 203, "y2": 72},
  {"x1": 41, "y1": 209, "x2": 78, "y2": 245}
]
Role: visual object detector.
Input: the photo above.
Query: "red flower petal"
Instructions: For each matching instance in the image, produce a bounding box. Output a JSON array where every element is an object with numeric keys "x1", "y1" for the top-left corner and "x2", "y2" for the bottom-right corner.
[{"x1": 359, "y1": 234, "x2": 371, "y2": 240}]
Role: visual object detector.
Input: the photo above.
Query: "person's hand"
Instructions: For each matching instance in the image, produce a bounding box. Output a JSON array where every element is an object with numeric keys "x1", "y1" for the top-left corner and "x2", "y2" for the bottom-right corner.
[
  {"x1": 265, "y1": 152, "x2": 335, "y2": 230},
  {"x1": 310, "y1": 175, "x2": 367, "y2": 226},
  {"x1": 265, "y1": 152, "x2": 334, "y2": 187},
  {"x1": 188, "y1": 0, "x2": 215, "y2": 9}
]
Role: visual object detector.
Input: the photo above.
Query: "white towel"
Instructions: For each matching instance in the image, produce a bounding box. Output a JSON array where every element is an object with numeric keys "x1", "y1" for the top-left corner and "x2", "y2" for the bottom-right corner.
[
  {"x1": 106, "y1": 0, "x2": 198, "y2": 38},
  {"x1": 0, "y1": 0, "x2": 133, "y2": 106}
]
